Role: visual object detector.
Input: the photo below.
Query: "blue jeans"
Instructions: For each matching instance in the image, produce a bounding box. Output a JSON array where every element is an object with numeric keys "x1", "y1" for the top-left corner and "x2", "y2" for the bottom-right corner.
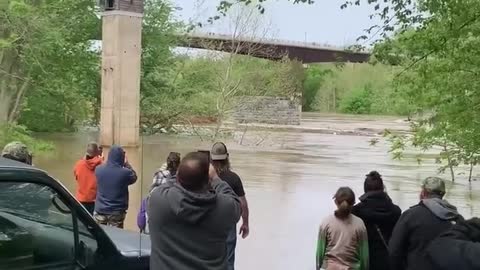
[{"x1": 226, "y1": 226, "x2": 237, "y2": 270}]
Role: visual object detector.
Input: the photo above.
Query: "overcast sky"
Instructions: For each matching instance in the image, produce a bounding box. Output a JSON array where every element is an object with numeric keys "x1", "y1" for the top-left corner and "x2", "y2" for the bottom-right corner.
[{"x1": 172, "y1": 0, "x2": 379, "y2": 47}]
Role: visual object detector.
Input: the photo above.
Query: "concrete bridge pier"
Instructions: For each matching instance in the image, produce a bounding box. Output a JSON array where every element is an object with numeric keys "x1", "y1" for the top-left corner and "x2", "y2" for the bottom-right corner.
[{"x1": 99, "y1": 0, "x2": 143, "y2": 231}]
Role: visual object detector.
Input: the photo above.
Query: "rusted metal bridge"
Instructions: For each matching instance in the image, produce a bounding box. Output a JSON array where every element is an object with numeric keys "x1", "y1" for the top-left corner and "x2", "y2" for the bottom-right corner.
[{"x1": 178, "y1": 32, "x2": 370, "y2": 63}]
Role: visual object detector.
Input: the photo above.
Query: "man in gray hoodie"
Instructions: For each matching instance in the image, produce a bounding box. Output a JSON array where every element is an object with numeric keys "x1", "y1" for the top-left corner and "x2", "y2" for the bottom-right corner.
[
  {"x1": 389, "y1": 177, "x2": 463, "y2": 270},
  {"x1": 148, "y1": 152, "x2": 241, "y2": 270}
]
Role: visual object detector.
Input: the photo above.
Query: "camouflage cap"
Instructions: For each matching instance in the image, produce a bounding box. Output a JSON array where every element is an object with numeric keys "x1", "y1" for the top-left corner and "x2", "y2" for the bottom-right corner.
[
  {"x1": 422, "y1": 176, "x2": 446, "y2": 196},
  {"x1": 1, "y1": 141, "x2": 31, "y2": 163}
]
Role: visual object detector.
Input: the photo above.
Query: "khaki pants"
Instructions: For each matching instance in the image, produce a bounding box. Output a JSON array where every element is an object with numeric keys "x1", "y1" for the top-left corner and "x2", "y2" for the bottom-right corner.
[{"x1": 94, "y1": 212, "x2": 126, "y2": 229}]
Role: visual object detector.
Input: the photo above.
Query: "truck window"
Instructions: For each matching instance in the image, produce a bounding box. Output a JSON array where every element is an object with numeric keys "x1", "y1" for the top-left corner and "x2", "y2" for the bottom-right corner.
[{"x1": 0, "y1": 182, "x2": 97, "y2": 269}]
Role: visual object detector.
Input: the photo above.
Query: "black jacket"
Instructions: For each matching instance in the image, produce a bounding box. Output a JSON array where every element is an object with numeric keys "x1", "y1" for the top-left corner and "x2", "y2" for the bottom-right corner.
[
  {"x1": 148, "y1": 178, "x2": 241, "y2": 270},
  {"x1": 425, "y1": 218, "x2": 480, "y2": 270},
  {"x1": 389, "y1": 198, "x2": 462, "y2": 270},
  {"x1": 352, "y1": 191, "x2": 401, "y2": 270}
]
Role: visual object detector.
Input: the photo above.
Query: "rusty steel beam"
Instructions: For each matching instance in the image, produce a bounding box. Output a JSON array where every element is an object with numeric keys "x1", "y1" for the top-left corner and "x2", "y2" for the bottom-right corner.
[{"x1": 178, "y1": 35, "x2": 370, "y2": 63}]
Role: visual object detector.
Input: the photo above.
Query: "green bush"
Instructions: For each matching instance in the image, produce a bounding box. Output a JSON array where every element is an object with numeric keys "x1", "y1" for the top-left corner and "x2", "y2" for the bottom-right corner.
[
  {"x1": 0, "y1": 124, "x2": 54, "y2": 155},
  {"x1": 18, "y1": 89, "x2": 91, "y2": 132},
  {"x1": 303, "y1": 66, "x2": 332, "y2": 111},
  {"x1": 306, "y1": 63, "x2": 414, "y2": 116},
  {"x1": 339, "y1": 85, "x2": 374, "y2": 114}
]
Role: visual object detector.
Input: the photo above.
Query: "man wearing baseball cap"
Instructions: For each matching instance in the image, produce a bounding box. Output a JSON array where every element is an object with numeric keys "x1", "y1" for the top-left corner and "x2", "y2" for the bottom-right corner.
[
  {"x1": 389, "y1": 177, "x2": 462, "y2": 270},
  {"x1": 211, "y1": 142, "x2": 249, "y2": 270},
  {"x1": 1, "y1": 141, "x2": 51, "y2": 216}
]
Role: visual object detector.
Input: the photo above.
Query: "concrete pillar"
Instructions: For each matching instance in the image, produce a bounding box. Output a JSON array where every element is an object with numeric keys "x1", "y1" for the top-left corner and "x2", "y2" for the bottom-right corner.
[{"x1": 100, "y1": 7, "x2": 143, "y2": 231}]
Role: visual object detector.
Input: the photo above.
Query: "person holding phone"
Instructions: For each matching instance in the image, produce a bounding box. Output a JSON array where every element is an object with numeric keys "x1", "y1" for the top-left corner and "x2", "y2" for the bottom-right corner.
[
  {"x1": 211, "y1": 142, "x2": 249, "y2": 270},
  {"x1": 148, "y1": 152, "x2": 241, "y2": 270},
  {"x1": 73, "y1": 142, "x2": 103, "y2": 214},
  {"x1": 94, "y1": 145, "x2": 137, "y2": 228},
  {"x1": 98, "y1": 146, "x2": 104, "y2": 160}
]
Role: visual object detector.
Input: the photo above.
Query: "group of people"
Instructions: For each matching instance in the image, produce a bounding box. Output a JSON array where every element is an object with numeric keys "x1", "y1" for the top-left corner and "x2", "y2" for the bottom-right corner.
[
  {"x1": 72, "y1": 141, "x2": 249, "y2": 270},
  {"x1": 2, "y1": 140, "x2": 480, "y2": 270},
  {"x1": 73, "y1": 143, "x2": 137, "y2": 228},
  {"x1": 318, "y1": 171, "x2": 480, "y2": 270}
]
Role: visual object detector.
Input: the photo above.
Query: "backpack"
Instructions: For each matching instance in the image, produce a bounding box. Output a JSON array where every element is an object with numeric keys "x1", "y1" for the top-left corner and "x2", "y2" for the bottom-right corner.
[{"x1": 137, "y1": 198, "x2": 149, "y2": 234}]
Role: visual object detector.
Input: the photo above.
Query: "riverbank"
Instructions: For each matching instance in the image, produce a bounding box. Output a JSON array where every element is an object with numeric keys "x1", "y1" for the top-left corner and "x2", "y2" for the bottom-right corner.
[
  {"x1": 233, "y1": 113, "x2": 410, "y2": 135},
  {"x1": 170, "y1": 113, "x2": 411, "y2": 138},
  {"x1": 76, "y1": 113, "x2": 411, "y2": 138}
]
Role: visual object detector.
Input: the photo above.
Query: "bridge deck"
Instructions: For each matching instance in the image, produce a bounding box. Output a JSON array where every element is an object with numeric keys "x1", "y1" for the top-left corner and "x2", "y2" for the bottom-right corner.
[{"x1": 179, "y1": 32, "x2": 371, "y2": 63}]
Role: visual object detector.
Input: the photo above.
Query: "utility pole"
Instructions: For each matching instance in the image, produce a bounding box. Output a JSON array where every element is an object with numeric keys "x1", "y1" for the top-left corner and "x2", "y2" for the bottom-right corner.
[{"x1": 100, "y1": 0, "x2": 143, "y2": 231}]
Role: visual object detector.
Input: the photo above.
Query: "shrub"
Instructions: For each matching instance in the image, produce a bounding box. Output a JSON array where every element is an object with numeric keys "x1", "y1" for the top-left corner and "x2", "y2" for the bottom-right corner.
[
  {"x1": 303, "y1": 66, "x2": 332, "y2": 111},
  {"x1": 339, "y1": 85, "x2": 374, "y2": 114},
  {"x1": 0, "y1": 124, "x2": 54, "y2": 155}
]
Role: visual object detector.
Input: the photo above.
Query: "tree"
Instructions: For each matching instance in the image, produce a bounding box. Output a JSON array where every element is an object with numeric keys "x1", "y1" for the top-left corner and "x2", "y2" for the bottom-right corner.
[
  {"x1": 139, "y1": 0, "x2": 183, "y2": 134},
  {"x1": 0, "y1": 123, "x2": 53, "y2": 154},
  {"x1": 1, "y1": 0, "x2": 184, "y2": 134},
  {"x1": 366, "y1": 0, "x2": 480, "y2": 181},
  {"x1": 303, "y1": 66, "x2": 333, "y2": 112},
  {"x1": 186, "y1": 4, "x2": 303, "y2": 140},
  {"x1": 158, "y1": 0, "x2": 307, "y2": 142},
  {"x1": 0, "y1": 0, "x2": 100, "y2": 131}
]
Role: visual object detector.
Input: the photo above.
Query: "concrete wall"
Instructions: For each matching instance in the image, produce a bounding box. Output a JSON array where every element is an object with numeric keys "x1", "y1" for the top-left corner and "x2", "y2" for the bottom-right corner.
[
  {"x1": 232, "y1": 96, "x2": 301, "y2": 125},
  {"x1": 100, "y1": 12, "x2": 142, "y2": 147}
]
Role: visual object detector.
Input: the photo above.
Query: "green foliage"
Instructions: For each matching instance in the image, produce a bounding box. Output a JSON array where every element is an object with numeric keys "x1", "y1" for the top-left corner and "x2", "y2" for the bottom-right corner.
[
  {"x1": 302, "y1": 66, "x2": 332, "y2": 111},
  {"x1": 139, "y1": 0, "x2": 184, "y2": 134},
  {"x1": 1, "y1": 0, "x2": 181, "y2": 133},
  {"x1": 0, "y1": 124, "x2": 54, "y2": 155},
  {"x1": 2, "y1": 0, "x2": 303, "y2": 136},
  {"x1": 169, "y1": 55, "x2": 304, "y2": 122},
  {"x1": 339, "y1": 85, "x2": 373, "y2": 114},
  {"x1": 366, "y1": 0, "x2": 480, "y2": 181},
  {"x1": 171, "y1": 57, "x2": 220, "y2": 117},
  {"x1": 1, "y1": 0, "x2": 100, "y2": 130},
  {"x1": 19, "y1": 89, "x2": 92, "y2": 132},
  {"x1": 305, "y1": 63, "x2": 412, "y2": 115}
]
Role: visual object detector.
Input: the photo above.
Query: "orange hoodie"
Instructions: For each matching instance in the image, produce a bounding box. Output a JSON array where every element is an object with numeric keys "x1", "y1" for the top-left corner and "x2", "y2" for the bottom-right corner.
[{"x1": 73, "y1": 156, "x2": 103, "y2": 203}]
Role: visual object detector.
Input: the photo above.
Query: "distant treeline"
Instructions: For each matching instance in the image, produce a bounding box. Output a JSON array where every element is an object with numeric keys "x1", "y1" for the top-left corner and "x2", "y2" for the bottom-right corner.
[{"x1": 303, "y1": 63, "x2": 411, "y2": 116}]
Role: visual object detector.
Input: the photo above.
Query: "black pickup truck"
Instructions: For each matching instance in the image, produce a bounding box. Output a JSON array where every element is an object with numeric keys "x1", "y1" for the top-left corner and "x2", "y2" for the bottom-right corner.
[{"x1": 0, "y1": 157, "x2": 150, "y2": 270}]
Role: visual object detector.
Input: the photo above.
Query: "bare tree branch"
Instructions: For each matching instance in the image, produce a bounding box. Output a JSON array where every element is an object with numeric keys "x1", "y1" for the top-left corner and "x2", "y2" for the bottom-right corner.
[
  {"x1": 0, "y1": 67, "x2": 27, "y2": 81},
  {"x1": 8, "y1": 79, "x2": 29, "y2": 122}
]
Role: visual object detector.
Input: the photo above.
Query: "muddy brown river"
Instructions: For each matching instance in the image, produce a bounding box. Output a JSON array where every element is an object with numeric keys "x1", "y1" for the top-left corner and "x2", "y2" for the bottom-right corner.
[{"x1": 33, "y1": 114, "x2": 480, "y2": 270}]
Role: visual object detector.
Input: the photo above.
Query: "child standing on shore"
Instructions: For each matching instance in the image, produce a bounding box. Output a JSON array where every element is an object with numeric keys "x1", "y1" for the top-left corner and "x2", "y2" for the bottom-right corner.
[{"x1": 316, "y1": 187, "x2": 369, "y2": 270}]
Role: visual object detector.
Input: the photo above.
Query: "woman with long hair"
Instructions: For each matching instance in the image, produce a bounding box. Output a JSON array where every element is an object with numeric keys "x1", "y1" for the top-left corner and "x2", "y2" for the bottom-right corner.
[
  {"x1": 138, "y1": 152, "x2": 181, "y2": 234},
  {"x1": 152, "y1": 152, "x2": 181, "y2": 188},
  {"x1": 316, "y1": 187, "x2": 369, "y2": 270}
]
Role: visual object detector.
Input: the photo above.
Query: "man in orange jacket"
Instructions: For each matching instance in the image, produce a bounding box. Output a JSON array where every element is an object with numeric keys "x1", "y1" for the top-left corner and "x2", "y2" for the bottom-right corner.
[{"x1": 74, "y1": 142, "x2": 103, "y2": 214}]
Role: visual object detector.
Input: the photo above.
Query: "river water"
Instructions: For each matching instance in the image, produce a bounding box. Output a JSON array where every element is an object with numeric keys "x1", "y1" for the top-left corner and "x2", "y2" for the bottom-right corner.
[{"x1": 33, "y1": 113, "x2": 480, "y2": 270}]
